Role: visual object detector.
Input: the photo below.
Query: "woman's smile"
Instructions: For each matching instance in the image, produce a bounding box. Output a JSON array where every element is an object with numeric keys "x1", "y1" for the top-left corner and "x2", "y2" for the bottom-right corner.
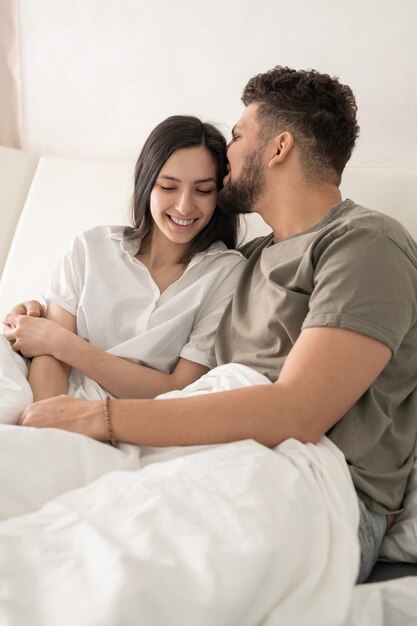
[{"x1": 166, "y1": 214, "x2": 198, "y2": 229}]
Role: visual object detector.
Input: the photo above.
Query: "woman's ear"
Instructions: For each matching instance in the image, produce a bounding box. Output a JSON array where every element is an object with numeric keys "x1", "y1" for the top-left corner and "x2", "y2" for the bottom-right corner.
[{"x1": 267, "y1": 132, "x2": 294, "y2": 168}]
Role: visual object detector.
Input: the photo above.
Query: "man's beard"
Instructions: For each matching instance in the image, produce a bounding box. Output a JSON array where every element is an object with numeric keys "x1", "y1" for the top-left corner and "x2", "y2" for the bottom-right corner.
[{"x1": 218, "y1": 148, "x2": 266, "y2": 215}]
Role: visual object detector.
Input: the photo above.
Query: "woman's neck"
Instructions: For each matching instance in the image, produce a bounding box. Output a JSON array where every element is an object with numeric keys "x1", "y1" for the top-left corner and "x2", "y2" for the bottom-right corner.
[
  {"x1": 137, "y1": 230, "x2": 189, "y2": 270},
  {"x1": 135, "y1": 230, "x2": 190, "y2": 292}
]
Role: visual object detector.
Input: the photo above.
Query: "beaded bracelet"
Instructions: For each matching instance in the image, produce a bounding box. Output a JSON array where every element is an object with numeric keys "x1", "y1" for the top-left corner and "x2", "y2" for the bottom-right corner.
[{"x1": 103, "y1": 396, "x2": 117, "y2": 447}]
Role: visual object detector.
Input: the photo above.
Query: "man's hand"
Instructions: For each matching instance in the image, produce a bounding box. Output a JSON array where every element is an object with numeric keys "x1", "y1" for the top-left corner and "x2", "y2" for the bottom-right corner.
[
  {"x1": 2, "y1": 300, "x2": 45, "y2": 344},
  {"x1": 18, "y1": 395, "x2": 107, "y2": 441}
]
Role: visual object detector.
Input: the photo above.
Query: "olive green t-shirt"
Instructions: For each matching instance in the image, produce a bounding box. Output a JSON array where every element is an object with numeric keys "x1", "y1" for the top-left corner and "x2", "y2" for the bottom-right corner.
[{"x1": 215, "y1": 199, "x2": 417, "y2": 514}]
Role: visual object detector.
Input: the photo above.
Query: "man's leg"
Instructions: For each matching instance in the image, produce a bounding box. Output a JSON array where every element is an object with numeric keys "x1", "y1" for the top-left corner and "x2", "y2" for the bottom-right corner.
[{"x1": 356, "y1": 495, "x2": 387, "y2": 583}]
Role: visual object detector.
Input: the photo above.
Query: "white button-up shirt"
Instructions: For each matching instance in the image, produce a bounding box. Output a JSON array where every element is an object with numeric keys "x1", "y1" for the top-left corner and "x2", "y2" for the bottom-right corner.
[{"x1": 44, "y1": 226, "x2": 245, "y2": 398}]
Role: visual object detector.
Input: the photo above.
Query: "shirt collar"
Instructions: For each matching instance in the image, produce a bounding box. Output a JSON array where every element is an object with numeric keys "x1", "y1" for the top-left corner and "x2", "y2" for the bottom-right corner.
[
  {"x1": 106, "y1": 230, "x2": 243, "y2": 265},
  {"x1": 106, "y1": 230, "x2": 141, "y2": 257}
]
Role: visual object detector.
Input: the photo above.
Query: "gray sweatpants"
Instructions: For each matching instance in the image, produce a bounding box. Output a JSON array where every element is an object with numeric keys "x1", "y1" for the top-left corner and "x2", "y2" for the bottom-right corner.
[{"x1": 356, "y1": 496, "x2": 387, "y2": 583}]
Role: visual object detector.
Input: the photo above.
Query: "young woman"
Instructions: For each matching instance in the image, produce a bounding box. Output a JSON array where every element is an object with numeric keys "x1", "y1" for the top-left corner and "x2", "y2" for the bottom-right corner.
[{"x1": 3, "y1": 115, "x2": 245, "y2": 404}]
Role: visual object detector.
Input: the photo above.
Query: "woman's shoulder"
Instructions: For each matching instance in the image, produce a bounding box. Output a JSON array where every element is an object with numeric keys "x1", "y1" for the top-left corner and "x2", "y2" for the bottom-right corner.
[
  {"x1": 76, "y1": 224, "x2": 125, "y2": 241},
  {"x1": 200, "y1": 240, "x2": 246, "y2": 260},
  {"x1": 191, "y1": 241, "x2": 247, "y2": 269},
  {"x1": 67, "y1": 225, "x2": 125, "y2": 249}
]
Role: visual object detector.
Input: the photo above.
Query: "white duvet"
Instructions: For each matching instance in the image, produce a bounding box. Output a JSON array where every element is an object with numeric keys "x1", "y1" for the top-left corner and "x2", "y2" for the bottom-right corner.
[
  {"x1": 0, "y1": 434, "x2": 359, "y2": 626},
  {"x1": 0, "y1": 335, "x2": 415, "y2": 625}
]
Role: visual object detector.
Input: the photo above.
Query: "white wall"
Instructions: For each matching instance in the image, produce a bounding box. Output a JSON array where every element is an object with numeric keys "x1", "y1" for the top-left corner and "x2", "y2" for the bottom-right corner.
[{"x1": 9, "y1": 0, "x2": 417, "y2": 167}]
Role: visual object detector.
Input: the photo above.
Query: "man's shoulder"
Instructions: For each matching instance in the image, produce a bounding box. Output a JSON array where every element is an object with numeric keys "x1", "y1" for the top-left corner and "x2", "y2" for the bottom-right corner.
[
  {"x1": 328, "y1": 200, "x2": 417, "y2": 264},
  {"x1": 238, "y1": 233, "x2": 275, "y2": 259}
]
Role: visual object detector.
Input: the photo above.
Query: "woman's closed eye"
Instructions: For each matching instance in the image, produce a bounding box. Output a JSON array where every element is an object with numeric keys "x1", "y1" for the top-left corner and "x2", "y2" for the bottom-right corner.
[{"x1": 196, "y1": 188, "x2": 215, "y2": 195}]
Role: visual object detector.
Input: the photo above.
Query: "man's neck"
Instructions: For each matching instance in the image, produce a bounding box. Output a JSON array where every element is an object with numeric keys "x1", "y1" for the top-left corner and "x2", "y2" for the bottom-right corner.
[{"x1": 258, "y1": 182, "x2": 342, "y2": 240}]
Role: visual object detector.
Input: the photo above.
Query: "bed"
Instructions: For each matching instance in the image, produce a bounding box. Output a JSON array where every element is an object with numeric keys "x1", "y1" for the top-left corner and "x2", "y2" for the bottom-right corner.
[{"x1": 0, "y1": 147, "x2": 416, "y2": 625}]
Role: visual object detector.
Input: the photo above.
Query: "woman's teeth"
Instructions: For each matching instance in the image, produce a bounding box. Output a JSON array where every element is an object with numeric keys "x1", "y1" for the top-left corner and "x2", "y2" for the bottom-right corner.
[{"x1": 169, "y1": 216, "x2": 196, "y2": 226}]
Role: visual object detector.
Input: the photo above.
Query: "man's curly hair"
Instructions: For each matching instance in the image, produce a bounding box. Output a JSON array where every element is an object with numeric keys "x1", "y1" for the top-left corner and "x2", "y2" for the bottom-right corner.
[{"x1": 242, "y1": 66, "x2": 360, "y2": 184}]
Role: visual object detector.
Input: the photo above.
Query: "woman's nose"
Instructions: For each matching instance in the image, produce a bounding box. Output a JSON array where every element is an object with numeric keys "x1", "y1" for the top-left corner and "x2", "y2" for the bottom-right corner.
[{"x1": 176, "y1": 192, "x2": 193, "y2": 215}]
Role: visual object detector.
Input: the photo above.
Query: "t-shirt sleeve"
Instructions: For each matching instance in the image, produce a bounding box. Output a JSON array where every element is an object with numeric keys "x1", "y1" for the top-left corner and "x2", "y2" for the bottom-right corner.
[
  {"x1": 180, "y1": 257, "x2": 246, "y2": 368},
  {"x1": 42, "y1": 235, "x2": 86, "y2": 316},
  {"x1": 302, "y1": 228, "x2": 417, "y2": 354}
]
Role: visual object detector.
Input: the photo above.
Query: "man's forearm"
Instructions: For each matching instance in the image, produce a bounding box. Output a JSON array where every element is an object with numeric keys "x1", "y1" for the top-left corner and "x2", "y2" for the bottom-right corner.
[
  {"x1": 101, "y1": 327, "x2": 391, "y2": 448},
  {"x1": 105, "y1": 383, "x2": 317, "y2": 448},
  {"x1": 28, "y1": 355, "x2": 71, "y2": 401}
]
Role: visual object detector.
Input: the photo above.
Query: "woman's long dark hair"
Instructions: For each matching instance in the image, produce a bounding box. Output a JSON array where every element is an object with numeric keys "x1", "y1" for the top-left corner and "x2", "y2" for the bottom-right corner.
[{"x1": 125, "y1": 115, "x2": 238, "y2": 263}]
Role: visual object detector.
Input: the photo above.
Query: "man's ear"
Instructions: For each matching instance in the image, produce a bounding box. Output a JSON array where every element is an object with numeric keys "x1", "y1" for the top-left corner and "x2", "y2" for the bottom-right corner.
[{"x1": 267, "y1": 132, "x2": 294, "y2": 168}]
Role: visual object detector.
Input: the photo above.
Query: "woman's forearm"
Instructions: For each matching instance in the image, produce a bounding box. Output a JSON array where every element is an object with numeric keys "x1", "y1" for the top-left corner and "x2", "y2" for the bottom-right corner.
[
  {"x1": 53, "y1": 330, "x2": 206, "y2": 398},
  {"x1": 28, "y1": 355, "x2": 71, "y2": 401}
]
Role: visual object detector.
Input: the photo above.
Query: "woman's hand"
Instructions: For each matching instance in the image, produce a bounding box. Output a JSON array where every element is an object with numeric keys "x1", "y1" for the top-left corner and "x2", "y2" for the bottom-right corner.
[
  {"x1": 2, "y1": 299, "x2": 44, "y2": 324},
  {"x1": 19, "y1": 395, "x2": 107, "y2": 441},
  {"x1": 10, "y1": 315, "x2": 66, "y2": 358},
  {"x1": 2, "y1": 300, "x2": 45, "y2": 344}
]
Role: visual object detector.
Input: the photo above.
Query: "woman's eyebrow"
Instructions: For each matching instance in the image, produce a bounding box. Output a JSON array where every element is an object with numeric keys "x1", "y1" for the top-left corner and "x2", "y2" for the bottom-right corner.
[
  {"x1": 158, "y1": 175, "x2": 180, "y2": 182},
  {"x1": 194, "y1": 177, "x2": 216, "y2": 184},
  {"x1": 158, "y1": 175, "x2": 216, "y2": 184}
]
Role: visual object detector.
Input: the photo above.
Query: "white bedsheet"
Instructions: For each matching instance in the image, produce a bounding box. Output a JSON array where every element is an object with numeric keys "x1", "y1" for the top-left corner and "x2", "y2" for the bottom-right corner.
[
  {"x1": 0, "y1": 335, "x2": 32, "y2": 424},
  {"x1": 0, "y1": 341, "x2": 414, "y2": 625},
  {"x1": 0, "y1": 344, "x2": 362, "y2": 626},
  {"x1": 346, "y1": 577, "x2": 417, "y2": 626},
  {"x1": 0, "y1": 434, "x2": 359, "y2": 626}
]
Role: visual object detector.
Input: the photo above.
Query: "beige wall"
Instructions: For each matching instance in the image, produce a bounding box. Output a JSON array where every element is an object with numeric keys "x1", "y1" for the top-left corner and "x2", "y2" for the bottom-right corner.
[
  {"x1": 1, "y1": 0, "x2": 417, "y2": 168},
  {"x1": 0, "y1": 0, "x2": 21, "y2": 148}
]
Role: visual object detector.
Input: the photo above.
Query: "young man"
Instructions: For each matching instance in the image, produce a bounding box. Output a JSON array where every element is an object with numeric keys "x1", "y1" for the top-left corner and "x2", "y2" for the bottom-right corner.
[{"x1": 6, "y1": 66, "x2": 417, "y2": 582}]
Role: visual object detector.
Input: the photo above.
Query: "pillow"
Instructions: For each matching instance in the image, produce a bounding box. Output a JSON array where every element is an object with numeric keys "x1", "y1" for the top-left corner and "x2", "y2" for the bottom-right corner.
[
  {"x1": 379, "y1": 439, "x2": 417, "y2": 562},
  {"x1": 0, "y1": 335, "x2": 32, "y2": 424}
]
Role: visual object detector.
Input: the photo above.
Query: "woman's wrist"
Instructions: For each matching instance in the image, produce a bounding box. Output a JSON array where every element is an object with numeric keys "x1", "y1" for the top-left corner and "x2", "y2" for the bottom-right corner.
[{"x1": 51, "y1": 325, "x2": 76, "y2": 361}]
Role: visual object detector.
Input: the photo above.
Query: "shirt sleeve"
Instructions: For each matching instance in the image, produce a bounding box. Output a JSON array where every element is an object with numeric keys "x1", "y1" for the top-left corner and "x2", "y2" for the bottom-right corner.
[
  {"x1": 180, "y1": 257, "x2": 246, "y2": 368},
  {"x1": 42, "y1": 234, "x2": 86, "y2": 316},
  {"x1": 302, "y1": 227, "x2": 417, "y2": 354}
]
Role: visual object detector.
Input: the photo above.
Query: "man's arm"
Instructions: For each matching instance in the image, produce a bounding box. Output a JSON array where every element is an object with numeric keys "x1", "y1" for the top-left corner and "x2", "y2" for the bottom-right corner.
[
  {"x1": 28, "y1": 303, "x2": 77, "y2": 401},
  {"x1": 20, "y1": 326, "x2": 391, "y2": 446}
]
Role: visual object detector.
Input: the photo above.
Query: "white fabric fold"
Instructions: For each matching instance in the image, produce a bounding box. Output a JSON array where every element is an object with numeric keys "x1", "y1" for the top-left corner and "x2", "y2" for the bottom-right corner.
[{"x1": 0, "y1": 363, "x2": 360, "y2": 625}]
